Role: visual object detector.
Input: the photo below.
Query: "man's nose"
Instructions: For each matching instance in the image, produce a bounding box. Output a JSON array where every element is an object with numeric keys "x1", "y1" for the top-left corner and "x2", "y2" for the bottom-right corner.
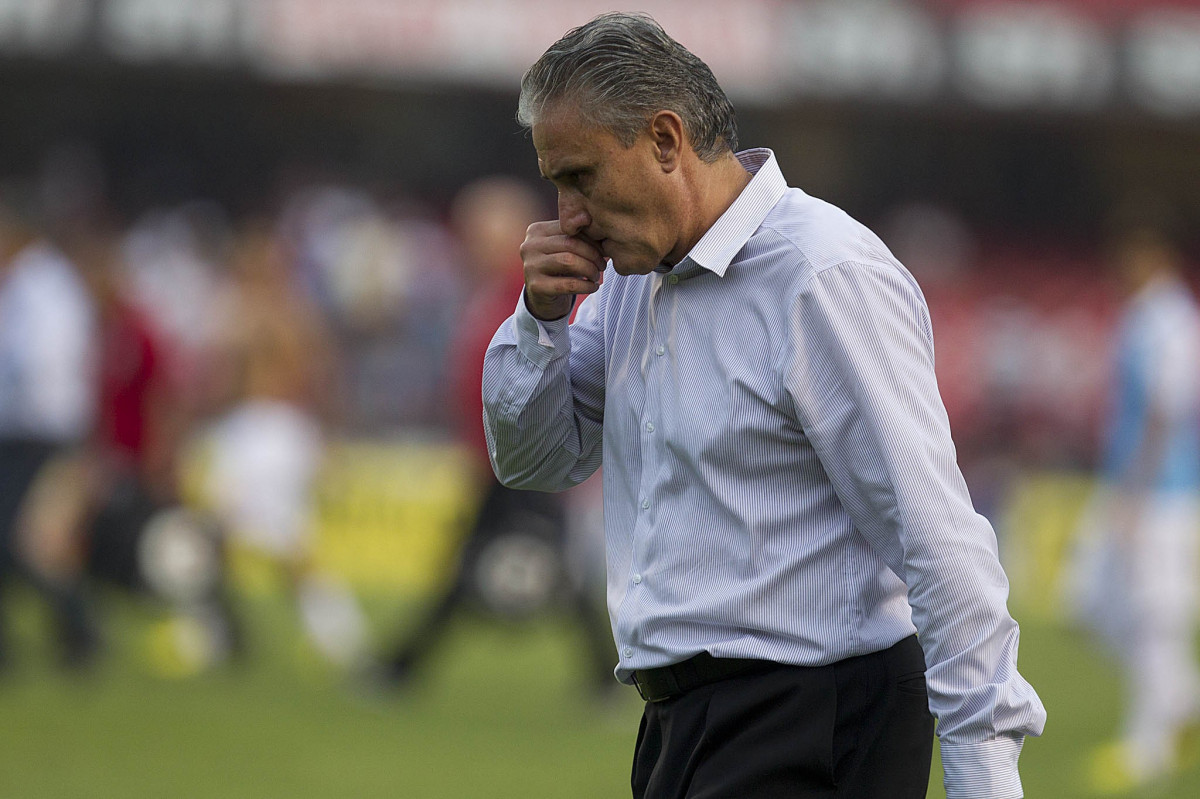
[{"x1": 558, "y1": 192, "x2": 591, "y2": 237}]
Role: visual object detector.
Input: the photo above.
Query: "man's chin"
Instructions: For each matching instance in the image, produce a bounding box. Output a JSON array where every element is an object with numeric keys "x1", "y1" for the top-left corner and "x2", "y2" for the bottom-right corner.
[{"x1": 610, "y1": 256, "x2": 658, "y2": 276}]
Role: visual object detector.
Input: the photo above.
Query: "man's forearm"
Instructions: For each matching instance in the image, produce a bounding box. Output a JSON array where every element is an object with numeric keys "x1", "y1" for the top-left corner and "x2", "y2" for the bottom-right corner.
[{"x1": 481, "y1": 298, "x2": 603, "y2": 491}]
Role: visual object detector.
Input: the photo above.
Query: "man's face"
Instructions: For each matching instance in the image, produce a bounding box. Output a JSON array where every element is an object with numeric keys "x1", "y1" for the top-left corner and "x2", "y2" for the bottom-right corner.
[{"x1": 533, "y1": 104, "x2": 680, "y2": 276}]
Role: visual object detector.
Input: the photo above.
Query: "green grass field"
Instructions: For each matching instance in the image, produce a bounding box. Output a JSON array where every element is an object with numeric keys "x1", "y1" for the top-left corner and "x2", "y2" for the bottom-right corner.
[{"x1": 0, "y1": 587, "x2": 1197, "y2": 798}]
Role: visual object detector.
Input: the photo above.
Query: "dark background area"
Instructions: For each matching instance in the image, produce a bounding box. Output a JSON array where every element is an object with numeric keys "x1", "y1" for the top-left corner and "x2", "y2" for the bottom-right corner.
[{"x1": 4, "y1": 57, "x2": 1198, "y2": 253}]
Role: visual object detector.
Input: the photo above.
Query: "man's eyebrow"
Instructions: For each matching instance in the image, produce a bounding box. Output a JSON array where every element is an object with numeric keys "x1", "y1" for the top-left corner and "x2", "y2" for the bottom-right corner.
[{"x1": 542, "y1": 164, "x2": 588, "y2": 182}]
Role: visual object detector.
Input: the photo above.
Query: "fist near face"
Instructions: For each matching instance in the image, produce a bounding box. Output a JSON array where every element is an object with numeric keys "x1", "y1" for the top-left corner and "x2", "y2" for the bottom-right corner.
[{"x1": 520, "y1": 220, "x2": 606, "y2": 321}]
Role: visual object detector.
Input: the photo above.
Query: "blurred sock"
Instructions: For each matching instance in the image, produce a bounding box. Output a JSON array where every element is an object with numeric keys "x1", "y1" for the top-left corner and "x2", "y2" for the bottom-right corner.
[{"x1": 298, "y1": 575, "x2": 369, "y2": 669}]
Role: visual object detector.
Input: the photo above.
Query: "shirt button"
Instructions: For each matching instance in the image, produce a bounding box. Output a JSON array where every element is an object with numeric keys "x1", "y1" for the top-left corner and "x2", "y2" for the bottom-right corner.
[
  {"x1": 623, "y1": 647, "x2": 633, "y2": 658},
  {"x1": 667, "y1": 275, "x2": 679, "y2": 285},
  {"x1": 632, "y1": 573, "x2": 642, "y2": 584},
  {"x1": 655, "y1": 345, "x2": 665, "y2": 356},
  {"x1": 645, "y1": 421, "x2": 655, "y2": 432},
  {"x1": 641, "y1": 499, "x2": 650, "y2": 510}
]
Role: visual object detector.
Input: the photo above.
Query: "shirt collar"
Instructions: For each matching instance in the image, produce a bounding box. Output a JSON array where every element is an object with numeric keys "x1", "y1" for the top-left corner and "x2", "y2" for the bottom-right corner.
[{"x1": 656, "y1": 148, "x2": 787, "y2": 278}]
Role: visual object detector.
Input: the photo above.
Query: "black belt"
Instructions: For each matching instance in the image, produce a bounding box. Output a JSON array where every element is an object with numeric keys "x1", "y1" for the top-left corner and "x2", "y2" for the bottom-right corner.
[{"x1": 632, "y1": 652, "x2": 772, "y2": 703}]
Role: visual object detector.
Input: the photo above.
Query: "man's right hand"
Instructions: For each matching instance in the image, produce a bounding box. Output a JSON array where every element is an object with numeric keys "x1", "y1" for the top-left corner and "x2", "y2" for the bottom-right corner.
[{"x1": 520, "y1": 220, "x2": 606, "y2": 321}]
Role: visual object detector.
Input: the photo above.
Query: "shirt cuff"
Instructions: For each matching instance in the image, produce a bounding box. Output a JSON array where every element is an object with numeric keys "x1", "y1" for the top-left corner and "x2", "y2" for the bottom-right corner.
[
  {"x1": 939, "y1": 736, "x2": 1026, "y2": 799},
  {"x1": 514, "y1": 290, "x2": 569, "y2": 369}
]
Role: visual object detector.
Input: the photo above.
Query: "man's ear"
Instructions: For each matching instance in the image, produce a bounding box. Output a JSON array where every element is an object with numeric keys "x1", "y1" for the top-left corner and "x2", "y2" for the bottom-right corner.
[{"x1": 649, "y1": 111, "x2": 685, "y2": 173}]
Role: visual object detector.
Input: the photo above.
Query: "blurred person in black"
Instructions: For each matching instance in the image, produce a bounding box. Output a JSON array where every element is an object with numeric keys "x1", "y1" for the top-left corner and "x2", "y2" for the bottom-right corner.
[
  {"x1": 0, "y1": 191, "x2": 100, "y2": 669},
  {"x1": 375, "y1": 177, "x2": 615, "y2": 696},
  {"x1": 1067, "y1": 206, "x2": 1200, "y2": 792}
]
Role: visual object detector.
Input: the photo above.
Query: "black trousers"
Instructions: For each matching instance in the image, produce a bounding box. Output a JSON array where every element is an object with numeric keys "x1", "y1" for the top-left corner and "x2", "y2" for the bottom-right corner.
[
  {"x1": 0, "y1": 439, "x2": 95, "y2": 666},
  {"x1": 632, "y1": 635, "x2": 935, "y2": 799}
]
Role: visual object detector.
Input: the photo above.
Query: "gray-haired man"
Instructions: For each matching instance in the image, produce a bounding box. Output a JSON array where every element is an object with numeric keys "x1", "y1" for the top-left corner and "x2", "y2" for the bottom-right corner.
[{"x1": 483, "y1": 12, "x2": 1045, "y2": 798}]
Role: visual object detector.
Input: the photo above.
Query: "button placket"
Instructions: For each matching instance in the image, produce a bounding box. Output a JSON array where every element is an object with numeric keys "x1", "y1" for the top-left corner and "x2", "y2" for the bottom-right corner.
[{"x1": 622, "y1": 272, "x2": 674, "y2": 667}]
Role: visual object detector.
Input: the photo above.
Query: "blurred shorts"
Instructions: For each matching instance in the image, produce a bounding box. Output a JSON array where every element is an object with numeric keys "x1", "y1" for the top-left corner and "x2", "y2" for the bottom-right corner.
[{"x1": 205, "y1": 401, "x2": 323, "y2": 558}]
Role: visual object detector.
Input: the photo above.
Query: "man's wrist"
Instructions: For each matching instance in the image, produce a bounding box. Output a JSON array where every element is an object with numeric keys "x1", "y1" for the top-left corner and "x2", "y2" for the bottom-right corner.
[
  {"x1": 523, "y1": 288, "x2": 574, "y2": 321},
  {"x1": 513, "y1": 289, "x2": 569, "y2": 368}
]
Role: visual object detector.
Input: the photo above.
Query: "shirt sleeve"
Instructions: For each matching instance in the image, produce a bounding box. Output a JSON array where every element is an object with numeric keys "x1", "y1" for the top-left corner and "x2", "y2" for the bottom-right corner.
[
  {"x1": 481, "y1": 286, "x2": 606, "y2": 491},
  {"x1": 785, "y1": 261, "x2": 1046, "y2": 799}
]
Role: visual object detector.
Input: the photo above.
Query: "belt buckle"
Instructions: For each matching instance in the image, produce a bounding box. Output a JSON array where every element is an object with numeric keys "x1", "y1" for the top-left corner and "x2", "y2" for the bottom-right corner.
[{"x1": 631, "y1": 672, "x2": 649, "y2": 701}]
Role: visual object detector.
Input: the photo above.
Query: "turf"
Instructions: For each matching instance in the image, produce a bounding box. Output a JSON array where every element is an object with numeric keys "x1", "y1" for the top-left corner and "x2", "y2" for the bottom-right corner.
[{"x1": 0, "y1": 590, "x2": 1197, "y2": 798}]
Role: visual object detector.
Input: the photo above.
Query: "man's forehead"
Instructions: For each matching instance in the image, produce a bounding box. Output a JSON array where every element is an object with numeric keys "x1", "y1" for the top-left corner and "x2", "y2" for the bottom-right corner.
[
  {"x1": 532, "y1": 108, "x2": 593, "y2": 177},
  {"x1": 532, "y1": 104, "x2": 583, "y2": 150}
]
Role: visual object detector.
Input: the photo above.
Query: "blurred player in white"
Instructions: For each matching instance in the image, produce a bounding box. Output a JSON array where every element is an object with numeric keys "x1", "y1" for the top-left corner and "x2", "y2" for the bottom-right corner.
[
  {"x1": 205, "y1": 224, "x2": 369, "y2": 670},
  {"x1": 0, "y1": 194, "x2": 99, "y2": 668},
  {"x1": 1069, "y1": 212, "x2": 1200, "y2": 790}
]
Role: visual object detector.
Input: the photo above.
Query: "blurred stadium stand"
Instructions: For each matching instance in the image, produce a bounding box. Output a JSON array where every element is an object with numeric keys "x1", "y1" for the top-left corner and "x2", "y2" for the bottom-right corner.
[{"x1": 1, "y1": 0, "x2": 1198, "y2": 225}]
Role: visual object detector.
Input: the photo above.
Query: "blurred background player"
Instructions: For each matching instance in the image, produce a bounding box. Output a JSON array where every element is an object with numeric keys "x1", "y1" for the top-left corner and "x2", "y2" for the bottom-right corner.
[
  {"x1": 0, "y1": 190, "x2": 100, "y2": 669},
  {"x1": 376, "y1": 176, "x2": 614, "y2": 695},
  {"x1": 203, "y1": 222, "x2": 370, "y2": 671},
  {"x1": 1066, "y1": 205, "x2": 1200, "y2": 791},
  {"x1": 28, "y1": 222, "x2": 240, "y2": 671}
]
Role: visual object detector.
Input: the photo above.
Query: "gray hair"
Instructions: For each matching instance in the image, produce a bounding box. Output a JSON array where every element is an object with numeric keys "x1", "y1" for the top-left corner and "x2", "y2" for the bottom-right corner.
[{"x1": 517, "y1": 13, "x2": 738, "y2": 163}]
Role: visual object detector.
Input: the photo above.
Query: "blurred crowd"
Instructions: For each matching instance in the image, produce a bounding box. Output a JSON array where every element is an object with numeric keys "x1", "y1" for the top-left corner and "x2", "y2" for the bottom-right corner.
[
  {"x1": 0, "y1": 147, "x2": 467, "y2": 669},
  {"x1": 0, "y1": 150, "x2": 619, "y2": 689}
]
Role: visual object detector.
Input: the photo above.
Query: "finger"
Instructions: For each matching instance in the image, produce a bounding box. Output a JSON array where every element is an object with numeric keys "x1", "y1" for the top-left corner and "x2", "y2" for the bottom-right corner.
[
  {"x1": 555, "y1": 234, "x2": 605, "y2": 269},
  {"x1": 524, "y1": 234, "x2": 604, "y2": 273},
  {"x1": 529, "y1": 250, "x2": 603, "y2": 284},
  {"x1": 524, "y1": 221, "x2": 605, "y2": 270},
  {"x1": 529, "y1": 275, "x2": 601, "y2": 298},
  {"x1": 526, "y1": 219, "x2": 563, "y2": 238}
]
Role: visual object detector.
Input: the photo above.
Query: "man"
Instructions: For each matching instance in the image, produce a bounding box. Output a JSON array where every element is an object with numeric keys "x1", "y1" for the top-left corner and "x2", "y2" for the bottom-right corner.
[
  {"x1": 14, "y1": 222, "x2": 241, "y2": 672},
  {"x1": 483, "y1": 12, "x2": 1045, "y2": 799},
  {"x1": 0, "y1": 195, "x2": 99, "y2": 668},
  {"x1": 1068, "y1": 214, "x2": 1200, "y2": 791},
  {"x1": 204, "y1": 223, "x2": 369, "y2": 669}
]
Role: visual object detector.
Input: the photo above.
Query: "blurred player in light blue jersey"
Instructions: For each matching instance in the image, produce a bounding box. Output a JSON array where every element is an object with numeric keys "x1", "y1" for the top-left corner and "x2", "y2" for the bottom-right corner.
[{"x1": 1069, "y1": 211, "x2": 1200, "y2": 791}]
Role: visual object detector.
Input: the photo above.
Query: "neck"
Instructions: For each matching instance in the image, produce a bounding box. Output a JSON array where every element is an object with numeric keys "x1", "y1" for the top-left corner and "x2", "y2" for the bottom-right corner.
[{"x1": 666, "y1": 151, "x2": 751, "y2": 266}]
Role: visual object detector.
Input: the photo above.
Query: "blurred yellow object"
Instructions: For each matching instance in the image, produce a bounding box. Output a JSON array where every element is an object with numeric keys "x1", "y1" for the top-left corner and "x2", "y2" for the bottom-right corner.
[
  {"x1": 181, "y1": 436, "x2": 475, "y2": 594},
  {"x1": 312, "y1": 439, "x2": 474, "y2": 593},
  {"x1": 1086, "y1": 741, "x2": 1145, "y2": 795},
  {"x1": 224, "y1": 545, "x2": 289, "y2": 595},
  {"x1": 144, "y1": 616, "x2": 220, "y2": 680},
  {"x1": 1085, "y1": 739, "x2": 1184, "y2": 797},
  {"x1": 999, "y1": 469, "x2": 1095, "y2": 620}
]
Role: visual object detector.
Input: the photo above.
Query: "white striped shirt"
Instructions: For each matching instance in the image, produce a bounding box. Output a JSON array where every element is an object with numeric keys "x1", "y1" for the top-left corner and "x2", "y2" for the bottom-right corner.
[{"x1": 482, "y1": 149, "x2": 1046, "y2": 798}]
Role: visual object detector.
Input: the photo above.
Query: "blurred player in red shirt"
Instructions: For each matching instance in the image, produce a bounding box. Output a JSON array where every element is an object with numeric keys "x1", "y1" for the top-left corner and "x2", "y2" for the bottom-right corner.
[{"x1": 17, "y1": 224, "x2": 238, "y2": 667}]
